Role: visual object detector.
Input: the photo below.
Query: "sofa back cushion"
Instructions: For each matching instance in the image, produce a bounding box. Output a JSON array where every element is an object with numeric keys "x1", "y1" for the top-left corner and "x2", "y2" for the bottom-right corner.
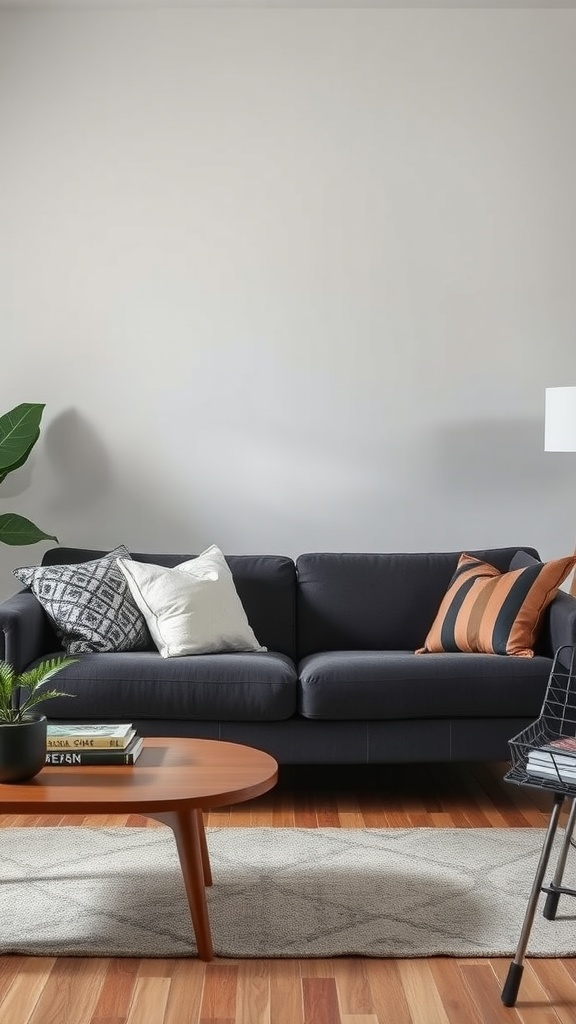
[
  {"x1": 42, "y1": 549, "x2": 297, "y2": 659},
  {"x1": 295, "y1": 548, "x2": 540, "y2": 656}
]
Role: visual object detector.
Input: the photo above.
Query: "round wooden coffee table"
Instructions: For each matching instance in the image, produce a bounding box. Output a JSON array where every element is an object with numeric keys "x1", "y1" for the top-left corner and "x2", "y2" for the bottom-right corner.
[{"x1": 0, "y1": 737, "x2": 278, "y2": 960}]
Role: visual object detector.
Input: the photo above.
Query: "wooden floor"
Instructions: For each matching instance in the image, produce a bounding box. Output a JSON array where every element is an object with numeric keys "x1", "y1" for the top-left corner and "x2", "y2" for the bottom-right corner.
[{"x1": 1, "y1": 761, "x2": 575, "y2": 1024}]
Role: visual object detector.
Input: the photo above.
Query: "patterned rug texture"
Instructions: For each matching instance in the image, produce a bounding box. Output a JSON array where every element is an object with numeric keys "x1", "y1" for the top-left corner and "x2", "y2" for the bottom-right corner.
[{"x1": 0, "y1": 826, "x2": 574, "y2": 958}]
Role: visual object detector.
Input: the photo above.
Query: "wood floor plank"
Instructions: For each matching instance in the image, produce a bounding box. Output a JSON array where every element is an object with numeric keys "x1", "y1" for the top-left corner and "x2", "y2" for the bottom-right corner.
[
  {"x1": 428, "y1": 959, "x2": 485, "y2": 1024},
  {"x1": 81, "y1": 815, "x2": 133, "y2": 828},
  {"x1": 398, "y1": 960, "x2": 452, "y2": 1024},
  {"x1": 467, "y1": 770, "x2": 537, "y2": 831},
  {"x1": 340, "y1": 1016, "x2": 379, "y2": 1024},
  {"x1": 336, "y1": 789, "x2": 365, "y2": 828},
  {"x1": 198, "y1": 1019, "x2": 234, "y2": 1024},
  {"x1": 199, "y1": 964, "x2": 238, "y2": 1020},
  {"x1": 137, "y1": 959, "x2": 175, "y2": 978},
  {"x1": 91, "y1": 959, "x2": 140, "y2": 1020},
  {"x1": 488, "y1": 959, "x2": 564, "y2": 1024},
  {"x1": 408, "y1": 812, "x2": 437, "y2": 827},
  {"x1": 91, "y1": 1017, "x2": 128, "y2": 1024},
  {"x1": 206, "y1": 806, "x2": 231, "y2": 828},
  {"x1": 0, "y1": 958, "x2": 57, "y2": 1024},
  {"x1": 0, "y1": 955, "x2": 34, "y2": 1004},
  {"x1": 125, "y1": 975, "x2": 171, "y2": 1024},
  {"x1": 315, "y1": 790, "x2": 340, "y2": 828},
  {"x1": 10, "y1": 814, "x2": 46, "y2": 827},
  {"x1": 465, "y1": 766, "x2": 533, "y2": 828},
  {"x1": 363, "y1": 960, "x2": 413, "y2": 1024},
  {"x1": 162, "y1": 960, "x2": 205, "y2": 1024},
  {"x1": 557, "y1": 954, "x2": 576, "y2": 987},
  {"x1": 300, "y1": 959, "x2": 337, "y2": 978},
  {"x1": 250, "y1": 806, "x2": 273, "y2": 826},
  {"x1": 518, "y1": 960, "x2": 576, "y2": 1024},
  {"x1": 271, "y1": 790, "x2": 296, "y2": 828},
  {"x1": 430, "y1": 809, "x2": 472, "y2": 827},
  {"x1": 302, "y1": 977, "x2": 342, "y2": 1024},
  {"x1": 333, "y1": 961, "x2": 373, "y2": 1016},
  {"x1": 458, "y1": 962, "x2": 523, "y2": 1024},
  {"x1": 268, "y1": 960, "x2": 304, "y2": 1024},
  {"x1": 26, "y1": 957, "x2": 108, "y2": 1024},
  {"x1": 236, "y1": 961, "x2": 270, "y2": 1024},
  {"x1": 293, "y1": 791, "x2": 319, "y2": 828},
  {"x1": 227, "y1": 805, "x2": 253, "y2": 827}
]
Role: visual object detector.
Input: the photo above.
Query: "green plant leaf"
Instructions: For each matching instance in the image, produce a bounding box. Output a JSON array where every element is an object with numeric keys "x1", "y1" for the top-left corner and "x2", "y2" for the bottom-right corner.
[
  {"x1": 0, "y1": 657, "x2": 76, "y2": 723},
  {"x1": 17, "y1": 689, "x2": 75, "y2": 720},
  {"x1": 17, "y1": 657, "x2": 77, "y2": 691},
  {"x1": 0, "y1": 431, "x2": 40, "y2": 485},
  {"x1": 0, "y1": 662, "x2": 16, "y2": 718},
  {"x1": 0, "y1": 514, "x2": 57, "y2": 546},
  {"x1": 0, "y1": 404, "x2": 44, "y2": 475}
]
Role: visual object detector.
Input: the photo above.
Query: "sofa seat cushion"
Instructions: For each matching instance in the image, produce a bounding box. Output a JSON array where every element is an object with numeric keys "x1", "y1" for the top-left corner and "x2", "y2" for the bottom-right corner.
[
  {"x1": 298, "y1": 650, "x2": 552, "y2": 721},
  {"x1": 40, "y1": 651, "x2": 297, "y2": 722}
]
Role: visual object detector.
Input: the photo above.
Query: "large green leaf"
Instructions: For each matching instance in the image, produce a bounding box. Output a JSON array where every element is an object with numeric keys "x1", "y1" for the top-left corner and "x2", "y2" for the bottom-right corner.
[
  {"x1": 0, "y1": 431, "x2": 40, "y2": 485},
  {"x1": 0, "y1": 656, "x2": 76, "y2": 722},
  {"x1": 0, "y1": 513, "x2": 57, "y2": 546},
  {"x1": 0, "y1": 403, "x2": 45, "y2": 475}
]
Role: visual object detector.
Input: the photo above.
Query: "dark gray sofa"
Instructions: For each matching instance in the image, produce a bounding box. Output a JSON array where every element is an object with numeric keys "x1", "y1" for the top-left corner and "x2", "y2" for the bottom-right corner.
[{"x1": 1, "y1": 544, "x2": 575, "y2": 764}]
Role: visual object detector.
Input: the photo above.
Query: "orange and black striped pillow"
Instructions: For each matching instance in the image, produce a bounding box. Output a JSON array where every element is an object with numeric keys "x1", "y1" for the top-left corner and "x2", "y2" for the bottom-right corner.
[{"x1": 416, "y1": 552, "x2": 576, "y2": 658}]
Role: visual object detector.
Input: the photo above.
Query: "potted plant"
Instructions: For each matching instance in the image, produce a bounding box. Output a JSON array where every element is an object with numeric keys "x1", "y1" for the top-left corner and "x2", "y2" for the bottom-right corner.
[
  {"x1": 0, "y1": 402, "x2": 57, "y2": 546},
  {"x1": 0, "y1": 657, "x2": 76, "y2": 782}
]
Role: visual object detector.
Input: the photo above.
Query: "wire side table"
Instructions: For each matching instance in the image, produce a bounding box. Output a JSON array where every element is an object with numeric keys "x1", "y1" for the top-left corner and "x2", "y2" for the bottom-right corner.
[{"x1": 502, "y1": 644, "x2": 576, "y2": 1007}]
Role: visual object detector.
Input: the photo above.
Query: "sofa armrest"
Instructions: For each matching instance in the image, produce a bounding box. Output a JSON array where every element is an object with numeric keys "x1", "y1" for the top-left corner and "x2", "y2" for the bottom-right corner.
[
  {"x1": 0, "y1": 590, "x2": 58, "y2": 672},
  {"x1": 546, "y1": 591, "x2": 576, "y2": 664}
]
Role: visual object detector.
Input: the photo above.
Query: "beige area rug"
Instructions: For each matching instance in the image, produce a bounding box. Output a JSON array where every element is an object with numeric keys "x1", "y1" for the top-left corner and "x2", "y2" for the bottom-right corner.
[{"x1": 0, "y1": 826, "x2": 575, "y2": 959}]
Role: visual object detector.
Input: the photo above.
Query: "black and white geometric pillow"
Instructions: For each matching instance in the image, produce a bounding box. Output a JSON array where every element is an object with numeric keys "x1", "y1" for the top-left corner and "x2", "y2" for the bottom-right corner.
[{"x1": 13, "y1": 545, "x2": 150, "y2": 655}]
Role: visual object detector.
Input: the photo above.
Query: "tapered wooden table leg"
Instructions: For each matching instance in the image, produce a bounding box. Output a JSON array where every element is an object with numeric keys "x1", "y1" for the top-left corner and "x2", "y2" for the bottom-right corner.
[
  {"x1": 151, "y1": 809, "x2": 214, "y2": 961},
  {"x1": 196, "y1": 809, "x2": 213, "y2": 886}
]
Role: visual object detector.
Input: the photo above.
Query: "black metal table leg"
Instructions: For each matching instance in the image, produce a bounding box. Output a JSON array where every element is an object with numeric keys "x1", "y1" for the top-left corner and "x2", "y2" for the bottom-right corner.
[
  {"x1": 502, "y1": 793, "x2": 565, "y2": 1007},
  {"x1": 542, "y1": 797, "x2": 576, "y2": 919}
]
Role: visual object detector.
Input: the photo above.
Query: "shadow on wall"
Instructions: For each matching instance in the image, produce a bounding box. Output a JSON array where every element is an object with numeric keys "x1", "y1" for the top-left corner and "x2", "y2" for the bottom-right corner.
[
  {"x1": 43, "y1": 409, "x2": 111, "y2": 512},
  {"x1": 0, "y1": 461, "x2": 34, "y2": 501},
  {"x1": 41, "y1": 409, "x2": 201, "y2": 552},
  {"x1": 0, "y1": 406, "x2": 204, "y2": 603}
]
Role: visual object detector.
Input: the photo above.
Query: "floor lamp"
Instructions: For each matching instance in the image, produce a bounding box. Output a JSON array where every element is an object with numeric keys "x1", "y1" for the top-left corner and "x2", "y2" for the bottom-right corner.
[{"x1": 545, "y1": 385, "x2": 576, "y2": 597}]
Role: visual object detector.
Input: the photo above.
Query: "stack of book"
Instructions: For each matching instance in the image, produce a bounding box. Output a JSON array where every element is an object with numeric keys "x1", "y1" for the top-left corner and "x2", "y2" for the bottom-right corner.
[
  {"x1": 45, "y1": 723, "x2": 143, "y2": 766},
  {"x1": 526, "y1": 735, "x2": 576, "y2": 786}
]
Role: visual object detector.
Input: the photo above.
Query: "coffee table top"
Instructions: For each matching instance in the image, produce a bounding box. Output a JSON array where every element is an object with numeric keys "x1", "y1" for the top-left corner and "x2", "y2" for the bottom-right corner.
[{"x1": 0, "y1": 738, "x2": 278, "y2": 815}]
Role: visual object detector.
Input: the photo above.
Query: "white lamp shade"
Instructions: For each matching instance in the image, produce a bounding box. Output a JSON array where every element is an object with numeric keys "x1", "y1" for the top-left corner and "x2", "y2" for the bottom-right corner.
[{"x1": 545, "y1": 387, "x2": 576, "y2": 452}]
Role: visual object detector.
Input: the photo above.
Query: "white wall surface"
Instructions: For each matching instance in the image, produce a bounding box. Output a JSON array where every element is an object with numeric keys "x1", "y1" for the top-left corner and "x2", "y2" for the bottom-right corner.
[{"x1": 1, "y1": 9, "x2": 576, "y2": 599}]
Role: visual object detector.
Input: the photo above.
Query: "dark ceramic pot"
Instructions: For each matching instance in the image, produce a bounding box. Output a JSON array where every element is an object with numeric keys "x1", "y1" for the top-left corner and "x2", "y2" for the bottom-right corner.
[{"x1": 0, "y1": 714, "x2": 47, "y2": 783}]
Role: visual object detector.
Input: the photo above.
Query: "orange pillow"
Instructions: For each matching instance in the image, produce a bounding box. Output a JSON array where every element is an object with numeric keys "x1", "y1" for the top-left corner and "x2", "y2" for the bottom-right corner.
[{"x1": 416, "y1": 552, "x2": 576, "y2": 658}]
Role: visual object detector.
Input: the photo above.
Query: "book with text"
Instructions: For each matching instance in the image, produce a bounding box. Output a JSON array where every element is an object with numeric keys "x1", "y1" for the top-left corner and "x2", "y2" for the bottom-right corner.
[
  {"x1": 46, "y1": 724, "x2": 134, "y2": 749},
  {"x1": 45, "y1": 735, "x2": 144, "y2": 766}
]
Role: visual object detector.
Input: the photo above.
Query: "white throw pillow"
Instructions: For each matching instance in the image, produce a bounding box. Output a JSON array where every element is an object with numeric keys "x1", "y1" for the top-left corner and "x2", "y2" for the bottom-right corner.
[{"x1": 116, "y1": 545, "x2": 266, "y2": 658}]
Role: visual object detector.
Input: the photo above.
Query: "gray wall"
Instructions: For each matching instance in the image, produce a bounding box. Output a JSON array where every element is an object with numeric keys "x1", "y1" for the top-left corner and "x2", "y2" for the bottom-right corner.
[{"x1": 1, "y1": 9, "x2": 576, "y2": 599}]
